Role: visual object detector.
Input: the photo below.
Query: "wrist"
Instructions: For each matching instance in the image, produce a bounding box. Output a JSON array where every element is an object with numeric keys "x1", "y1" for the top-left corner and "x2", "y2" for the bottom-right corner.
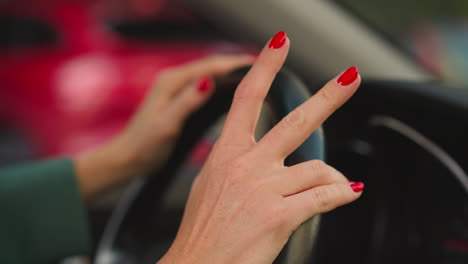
[
  {"x1": 74, "y1": 137, "x2": 141, "y2": 199},
  {"x1": 156, "y1": 237, "x2": 224, "y2": 264},
  {"x1": 107, "y1": 131, "x2": 157, "y2": 176},
  {"x1": 157, "y1": 249, "x2": 199, "y2": 264}
]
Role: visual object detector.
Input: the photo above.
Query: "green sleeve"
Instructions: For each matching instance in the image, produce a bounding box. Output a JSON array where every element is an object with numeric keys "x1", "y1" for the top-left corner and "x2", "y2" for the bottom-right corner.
[{"x1": 0, "y1": 159, "x2": 91, "y2": 264}]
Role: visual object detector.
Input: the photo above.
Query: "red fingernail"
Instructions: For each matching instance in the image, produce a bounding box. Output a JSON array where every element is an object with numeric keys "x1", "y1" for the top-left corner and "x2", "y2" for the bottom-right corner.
[
  {"x1": 350, "y1": 182, "x2": 365, "y2": 192},
  {"x1": 348, "y1": 179, "x2": 353, "y2": 183},
  {"x1": 269, "y1": 31, "x2": 287, "y2": 49},
  {"x1": 337, "y1": 66, "x2": 359, "y2": 86},
  {"x1": 197, "y1": 76, "x2": 212, "y2": 93}
]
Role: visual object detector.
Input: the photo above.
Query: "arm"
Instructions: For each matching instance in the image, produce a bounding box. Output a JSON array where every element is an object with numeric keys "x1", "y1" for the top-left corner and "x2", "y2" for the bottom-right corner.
[
  {"x1": 0, "y1": 159, "x2": 90, "y2": 264},
  {"x1": 0, "y1": 55, "x2": 254, "y2": 264},
  {"x1": 74, "y1": 55, "x2": 255, "y2": 199},
  {"x1": 158, "y1": 31, "x2": 364, "y2": 263}
]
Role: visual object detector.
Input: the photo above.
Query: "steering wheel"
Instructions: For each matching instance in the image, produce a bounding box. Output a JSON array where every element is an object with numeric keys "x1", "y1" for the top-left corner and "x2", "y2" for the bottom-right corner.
[{"x1": 95, "y1": 67, "x2": 325, "y2": 264}]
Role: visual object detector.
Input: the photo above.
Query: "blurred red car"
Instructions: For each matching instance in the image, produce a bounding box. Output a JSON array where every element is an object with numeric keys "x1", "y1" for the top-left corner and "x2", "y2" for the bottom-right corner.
[{"x1": 0, "y1": 0, "x2": 253, "y2": 160}]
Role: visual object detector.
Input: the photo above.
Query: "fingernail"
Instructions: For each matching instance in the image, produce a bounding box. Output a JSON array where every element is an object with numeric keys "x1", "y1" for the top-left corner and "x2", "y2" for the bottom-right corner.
[
  {"x1": 337, "y1": 66, "x2": 359, "y2": 86},
  {"x1": 269, "y1": 31, "x2": 287, "y2": 49},
  {"x1": 197, "y1": 76, "x2": 212, "y2": 93},
  {"x1": 350, "y1": 182, "x2": 365, "y2": 192},
  {"x1": 348, "y1": 179, "x2": 353, "y2": 183}
]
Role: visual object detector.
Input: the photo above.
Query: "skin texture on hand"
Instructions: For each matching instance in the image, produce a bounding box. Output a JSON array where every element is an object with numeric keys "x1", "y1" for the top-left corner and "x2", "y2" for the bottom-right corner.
[
  {"x1": 157, "y1": 32, "x2": 363, "y2": 264},
  {"x1": 74, "y1": 55, "x2": 255, "y2": 199}
]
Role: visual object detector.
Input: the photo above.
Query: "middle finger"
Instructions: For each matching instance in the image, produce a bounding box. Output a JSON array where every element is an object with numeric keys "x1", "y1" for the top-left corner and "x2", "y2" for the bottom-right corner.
[{"x1": 255, "y1": 67, "x2": 361, "y2": 160}]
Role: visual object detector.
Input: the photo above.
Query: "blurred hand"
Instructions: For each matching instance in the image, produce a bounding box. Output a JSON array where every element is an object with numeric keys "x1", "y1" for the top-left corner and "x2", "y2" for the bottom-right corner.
[
  {"x1": 75, "y1": 55, "x2": 254, "y2": 198},
  {"x1": 158, "y1": 32, "x2": 364, "y2": 264}
]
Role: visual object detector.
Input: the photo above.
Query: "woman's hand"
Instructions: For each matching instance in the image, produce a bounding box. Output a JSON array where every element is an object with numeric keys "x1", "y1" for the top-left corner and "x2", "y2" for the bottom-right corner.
[
  {"x1": 75, "y1": 55, "x2": 254, "y2": 198},
  {"x1": 158, "y1": 31, "x2": 364, "y2": 264}
]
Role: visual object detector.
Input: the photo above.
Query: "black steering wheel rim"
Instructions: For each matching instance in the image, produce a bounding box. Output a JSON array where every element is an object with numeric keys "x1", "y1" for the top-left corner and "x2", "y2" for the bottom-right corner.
[{"x1": 95, "y1": 67, "x2": 325, "y2": 264}]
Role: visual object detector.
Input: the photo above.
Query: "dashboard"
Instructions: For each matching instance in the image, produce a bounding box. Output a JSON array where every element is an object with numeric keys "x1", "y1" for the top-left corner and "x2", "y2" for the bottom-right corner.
[{"x1": 318, "y1": 80, "x2": 468, "y2": 264}]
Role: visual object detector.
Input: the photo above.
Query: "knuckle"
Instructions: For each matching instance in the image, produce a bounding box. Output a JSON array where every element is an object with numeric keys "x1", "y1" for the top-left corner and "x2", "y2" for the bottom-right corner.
[
  {"x1": 309, "y1": 160, "x2": 330, "y2": 175},
  {"x1": 156, "y1": 68, "x2": 179, "y2": 84},
  {"x1": 225, "y1": 173, "x2": 243, "y2": 187},
  {"x1": 265, "y1": 204, "x2": 289, "y2": 230},
  {"x1": 331, "y1": 167, "x2": 348, "y2": 181},
  {"x1": 232, "y1": 86, "x2": 250, "y2": 102},
  {"x1": 158, "y1": 120, "x2": 181, "y2": 139},
  {"x1": 206, "y1": 55, "x2": 224, "y2": 64},
  {"x1": 230, "y1": 157, "x2": 246, "y2": 170},
  {"x1": 329, "y1": 185, "x2": 347, "y2": 208},
  {"x1": 281, "y1": 109, "x2": 307, "y2": 130},
  {"x1": 258, "y1": 54, "x2": 281, "y2": 74},
  {"x1": 233, "y1": 80, "x2": 262, "y2": 102},
  {"x1": 225, "y1": 158, "x2": 250, "y2": 180},
  {"x1": 197, "y1": 55, "x2": 225, "y2": 70},
  {"x1": 317, "y1": 86, "x2": 339, "y2": 108},
  {"x1": 182, "y1": 94, "x2": 201, "y2": 109},
  {"x1": 312, "y1": 187, "x2": 332, "y2": 211},
  {"x1": 206, "y1": 54, "x2": 243, "y2": 66}
]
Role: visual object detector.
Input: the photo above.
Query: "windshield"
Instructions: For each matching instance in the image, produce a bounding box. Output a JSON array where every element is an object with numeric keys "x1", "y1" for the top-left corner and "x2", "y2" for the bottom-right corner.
[{"x1": 336, "y1": 0, "x2": 468, "y2": 87}]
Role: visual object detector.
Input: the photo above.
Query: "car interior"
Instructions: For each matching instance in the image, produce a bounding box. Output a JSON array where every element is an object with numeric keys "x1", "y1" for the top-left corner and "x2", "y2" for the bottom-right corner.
[
  {"x1": 95, "y1": 1, "x2": 468, "y2": 263},
  {"x1": 1, "y1": 0, "x2": 467, "y2": 263}
]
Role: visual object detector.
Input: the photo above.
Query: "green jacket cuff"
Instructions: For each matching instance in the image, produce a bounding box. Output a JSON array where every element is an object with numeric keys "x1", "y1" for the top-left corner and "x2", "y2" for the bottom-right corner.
[{"x1": 0, "y1": 159, "x2": 91, "y2": 264}]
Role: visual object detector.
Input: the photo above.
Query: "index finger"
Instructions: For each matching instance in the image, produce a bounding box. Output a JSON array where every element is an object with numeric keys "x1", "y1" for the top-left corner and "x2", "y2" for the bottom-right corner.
[{"x1": 222, "y1": 31, "x2": 290, "y2": 142}]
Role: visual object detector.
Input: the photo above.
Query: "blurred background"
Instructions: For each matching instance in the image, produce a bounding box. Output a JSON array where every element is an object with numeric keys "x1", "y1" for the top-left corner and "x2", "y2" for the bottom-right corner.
[
  {"x1": 1, "y1": 1, "x2": 467, "y2": 263},
  {"x1": 0, "y1": 0, "x2": 253, "y2": 164},
  {"x1": 339, "y1": 0, "x2": 468, "y2": 86}
]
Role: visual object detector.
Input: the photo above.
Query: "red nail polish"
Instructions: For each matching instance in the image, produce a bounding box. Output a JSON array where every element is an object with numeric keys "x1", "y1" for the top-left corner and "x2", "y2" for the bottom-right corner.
[
  {"x1": 337, "y1": 66, "x2": 359, "y2": 86},
  {"x1": 197, "y1": 76, "x2": 212, "y2": 93},
  {"x1": 269, "y1": 31, "x2": 287, "y2": 49},
  {"x1": 348, "y1": 179, "x2": 353, "y2": 183},
  {"x1": 350, "y1": 182, "x2": 365, "y2": 192}
]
